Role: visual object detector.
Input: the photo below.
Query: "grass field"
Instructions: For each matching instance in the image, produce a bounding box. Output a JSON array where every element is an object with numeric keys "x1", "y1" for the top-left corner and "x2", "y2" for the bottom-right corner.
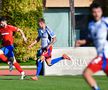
[{"x1": 0, "y1": 76, "x2": 107, "y2": 90}]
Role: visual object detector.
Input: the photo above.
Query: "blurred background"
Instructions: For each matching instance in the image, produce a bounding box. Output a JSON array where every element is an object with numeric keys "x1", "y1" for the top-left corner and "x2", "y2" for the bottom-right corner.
[{"x1": 0, "y1": 0, "x2": 108, "y2": 63}]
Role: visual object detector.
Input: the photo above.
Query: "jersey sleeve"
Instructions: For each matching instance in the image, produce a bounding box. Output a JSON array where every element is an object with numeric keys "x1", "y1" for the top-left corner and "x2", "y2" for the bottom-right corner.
[
  {"x1": 36, "y1": 29, "x2": 41, "y2": 41},
  {"x1": 103, "y1": 17, "x2": 108, "y2": 24},
  {"x1": 102, "y1": 17, "x2": 108, "y2": 29},
  {"x1": 9, "y1": 25, "x2": 18, "y2": 32},
  {"x1": 47, "y1": 27, "x2": 56, "y2": 38},
  {"x1": 37, "y1": 29, "x2": 41, "y2": 38}
]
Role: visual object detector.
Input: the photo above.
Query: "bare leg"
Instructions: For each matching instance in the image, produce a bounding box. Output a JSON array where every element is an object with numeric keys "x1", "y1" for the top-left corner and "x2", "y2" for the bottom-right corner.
[
  {"x1": 12, "y1": 57, "x2": 25, "y2": 80},
  {"x1": 46, "y1": 54, "x2": 71, "y2": 66},
  {"x1": 83, "y1": 68, "x2": 100, "y2": 90},
  {"x1": 0, "y1": 50, "x2": 8, "y2": 62}
]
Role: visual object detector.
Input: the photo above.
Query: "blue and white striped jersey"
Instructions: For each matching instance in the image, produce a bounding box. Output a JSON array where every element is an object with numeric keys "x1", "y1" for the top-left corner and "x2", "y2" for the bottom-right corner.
[
  {"x1": 89, "y1": 17, "x2": 108, "y2": 57},
  {"x1": 38, "y1": 26, "x2": 56, "y2": 48}
]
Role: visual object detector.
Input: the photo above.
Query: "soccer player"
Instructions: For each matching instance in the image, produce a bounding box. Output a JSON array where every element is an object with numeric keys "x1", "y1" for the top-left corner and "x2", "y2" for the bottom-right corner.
[
  {"x1": 0, "y1": 17, "x2": 27, "y2": 80},
  {"x1": 28, "y1": 18, "x2": 71, "y2": 80},
  {"x1": 76, "y1": 3, "x2": 108, "y2": 90}
]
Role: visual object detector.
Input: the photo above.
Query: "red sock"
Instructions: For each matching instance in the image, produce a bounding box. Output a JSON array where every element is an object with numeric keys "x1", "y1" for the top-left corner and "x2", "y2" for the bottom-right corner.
[
  {"x1": 0, "y1": 54, "x2": 8, "y2": 62},
  {"x1": 13, "y1": 62, "x2": 23, "y2": 73}
]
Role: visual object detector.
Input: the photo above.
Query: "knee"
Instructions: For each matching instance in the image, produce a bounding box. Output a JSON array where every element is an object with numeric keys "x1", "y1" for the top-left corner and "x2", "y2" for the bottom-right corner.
[
  {"x1": 40, "y1": 56, "x2": 45, "y2": 62},
  {"x1": 47, "y1": 63, "x2": 52, "y2": 66},
  {"x1": 83, "y1": 69, "x2": 92, "y2": 78},
  {"x1": 9, "y1": 57, "x2": 16, "y2": 64},
  {"x1": 83, "y1": 70, "x2": 88, "y2": 78},
  {"x1": 0, "y1": 50, "x2": 3, "y2": 55},
  {"x1": 47, "y1": 61, "x2": 52, "y2": 66}
]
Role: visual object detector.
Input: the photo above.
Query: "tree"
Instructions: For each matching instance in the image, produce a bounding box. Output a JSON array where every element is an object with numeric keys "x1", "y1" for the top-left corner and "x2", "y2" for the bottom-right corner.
[{"x1": 1, "y1": 0, "x2": 43, "y2": 62}]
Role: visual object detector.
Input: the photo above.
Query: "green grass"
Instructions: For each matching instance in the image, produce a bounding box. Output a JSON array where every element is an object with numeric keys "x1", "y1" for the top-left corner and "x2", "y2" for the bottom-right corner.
[{"x1": 0, "y1": 76, "x2": 107, "y2": 90}]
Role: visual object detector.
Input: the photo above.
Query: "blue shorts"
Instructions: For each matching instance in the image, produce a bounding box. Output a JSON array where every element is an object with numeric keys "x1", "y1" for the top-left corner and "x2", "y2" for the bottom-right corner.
[{"x1": 0, "y1": 45, "x2": 15, "y2": 59}]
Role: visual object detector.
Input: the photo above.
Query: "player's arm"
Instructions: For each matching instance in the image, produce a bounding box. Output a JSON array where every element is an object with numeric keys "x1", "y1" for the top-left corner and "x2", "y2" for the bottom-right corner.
[
  {"x1": 75, "y1": 26, "x2": 93, "y2": 47},
  {"x1": 28, "y1": 37, "x2": 40, "y2": 49},
  {"x1": 75, "y1": 36, "x2": 93, "y2": 47},
  {"x1": 17, "y1": 28, "x2": 27, "y2": 43},
  {"x1": 75, "y1": 39, "x2": 87, "y2": 47},
  {"x1": 46, "y1": 27, "x2": 56, "y2": 49},
  {"x1": 47, "y1": 36, "x2": 56, "y2": 49}
]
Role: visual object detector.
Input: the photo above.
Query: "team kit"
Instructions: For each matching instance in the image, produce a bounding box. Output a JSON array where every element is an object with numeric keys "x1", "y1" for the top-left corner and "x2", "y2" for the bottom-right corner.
[{"x1": 0, "y1": 3, "x2": 108, "y2": 90}]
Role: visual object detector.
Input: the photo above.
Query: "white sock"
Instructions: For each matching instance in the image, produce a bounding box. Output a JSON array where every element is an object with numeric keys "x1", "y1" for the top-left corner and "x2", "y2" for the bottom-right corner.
[
  {"x1": 21, "y1": 71, "x2": 25, "y2": 75},
  {"x1": 94, "y1": 84, "x2": 99, "y2": 89}
]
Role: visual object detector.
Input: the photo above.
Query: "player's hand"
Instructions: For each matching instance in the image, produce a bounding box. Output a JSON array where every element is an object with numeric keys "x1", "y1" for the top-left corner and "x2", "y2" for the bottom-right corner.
[
  {"x1": 28, "y1": 40, "x2": 37, "y2": 50},
  {"x1": 75, "y1": 40, "x2": 81, "y2": 47},
  {"x1": 75, "y1": 40, "x2": 86, "y2": 47},
  {"x1": 28, "y1": 45, "x2": 32, "y2": 50}
]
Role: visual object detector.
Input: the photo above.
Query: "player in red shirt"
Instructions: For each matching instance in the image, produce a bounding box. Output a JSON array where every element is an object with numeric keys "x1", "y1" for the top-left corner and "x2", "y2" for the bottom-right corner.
[{"x1": 0, "y1": 17, "x2": 27, "y2": 80}]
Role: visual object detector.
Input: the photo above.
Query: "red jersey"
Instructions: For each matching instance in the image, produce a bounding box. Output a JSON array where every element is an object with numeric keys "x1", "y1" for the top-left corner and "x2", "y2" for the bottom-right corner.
[{"x1": 0, "y1": 25, "x2": 18, "y2": 46}]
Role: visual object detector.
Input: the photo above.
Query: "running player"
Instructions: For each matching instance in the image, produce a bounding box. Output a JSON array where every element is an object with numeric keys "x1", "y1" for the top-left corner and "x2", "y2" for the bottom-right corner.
[
  {"x1": 76, "y1": 3, "x2": 108, "y2": 90},
  {"x1": 0, "y1": 17, "x2": 27, "y2": 80},
  {"x1": 28, "y1": 18, "x2": 71, "y2": 80}
]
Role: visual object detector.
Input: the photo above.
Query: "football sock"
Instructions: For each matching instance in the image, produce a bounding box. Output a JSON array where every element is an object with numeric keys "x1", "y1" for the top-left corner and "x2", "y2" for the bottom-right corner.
[
  {"x1": 92, "y1": 86, "x2": 100, "y2": 90},
  {"x1": 51, "y1": 57, "x2": 63, "y2": 65},
  {"x1": 36, "y1": 60, "x2": 43, "y2": 76},
  {"x1": 0, "y1": 54, "x2": 8, "y2": 62},
  {"x1": 13, "y1": 62, "x2": 23, "y2": 73}
]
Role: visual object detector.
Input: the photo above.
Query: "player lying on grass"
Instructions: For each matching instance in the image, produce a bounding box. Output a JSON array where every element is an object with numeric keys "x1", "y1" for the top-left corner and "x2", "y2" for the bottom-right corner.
[
  {"x1": 0, "y1": 17, "x2": 27, "y2": 80},
  {"x1": 76, "y1": 3, "x2": 108, "y2": 90},
  {"x1": 28, "y1": 18, "x2": 71, "y2": 80}
]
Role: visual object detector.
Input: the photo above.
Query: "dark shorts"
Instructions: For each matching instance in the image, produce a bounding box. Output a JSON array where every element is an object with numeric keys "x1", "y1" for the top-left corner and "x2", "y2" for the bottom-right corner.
[
  {"x1": 0, "y1": 45, "x2": 15, "y2": 58},
  {"x1": 37, "y1": 46, "x2": 52, "y2": 59}
]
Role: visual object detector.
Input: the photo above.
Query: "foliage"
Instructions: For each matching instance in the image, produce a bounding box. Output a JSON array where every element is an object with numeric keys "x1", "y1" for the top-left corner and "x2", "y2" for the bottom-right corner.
[{"x1": 1, "y1": 0, "x2": 43, "y2": 62}]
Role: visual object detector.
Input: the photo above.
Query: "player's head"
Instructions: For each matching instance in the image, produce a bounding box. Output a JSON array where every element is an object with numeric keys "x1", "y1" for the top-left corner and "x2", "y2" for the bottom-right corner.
[
  {"x1": 0, "y1": 17, "x2": 7, "y2": 28},
  {"x1": 90, "y1": 3, "x2": 103, "y2": 21},
  {"x1": 38, "y1": 18, "x2": 46, "y2": 28}
]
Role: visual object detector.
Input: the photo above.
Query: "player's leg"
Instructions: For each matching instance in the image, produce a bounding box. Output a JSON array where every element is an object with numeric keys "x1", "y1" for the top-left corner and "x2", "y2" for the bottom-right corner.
[
  {"x1": 7, "y1": 46, "x2": 25, "y2": 79},
  {"x1": 83, "y1": 68, "x2": 100, "y2": 90},
  {"x1": 31, "y1": 55, "x2": 45, "y2": 80},
  {"x1": 0, "y1": 50, "x2": 8, "y2": 62},
  {"x1": 9, "y1": 56, "x2": 25, "y2": 80},
  {"x1": 46, "y1": 54, "x2": 71, "y2": 66},
  {"x1": 83, "y1": 56, "x2": 102, "y2": 90},
  {"x1": 0, "y1": 47, "x2": 16, "y2": 71},
  {"x1": 103, "y1": 58, "x2": 108, "y2": 76},
  {"x1": 43, "y1": 46, "x2": 71, "y2": 66},
  {"x1": 12, "y1": 57, "x2": 25, "y2": 80}
]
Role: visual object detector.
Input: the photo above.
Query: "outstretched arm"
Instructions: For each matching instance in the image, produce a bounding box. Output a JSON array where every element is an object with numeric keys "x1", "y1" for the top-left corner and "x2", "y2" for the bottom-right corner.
[{"x1": 17, "y1": 28, "x2": 27, "y2": 43}]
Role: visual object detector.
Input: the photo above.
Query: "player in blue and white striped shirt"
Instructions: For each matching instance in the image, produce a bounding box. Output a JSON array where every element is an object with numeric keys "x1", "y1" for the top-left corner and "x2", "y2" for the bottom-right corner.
[{"x1": 28, "y1": 18, "x2": 71, "y2": 80}]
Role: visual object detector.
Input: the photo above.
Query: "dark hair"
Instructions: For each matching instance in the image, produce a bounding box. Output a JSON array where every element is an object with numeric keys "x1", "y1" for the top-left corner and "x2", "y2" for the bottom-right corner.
[
  {"x1": 0, "y1": 17, "x2": 7, "y2": 22},
  {"x1": 90, "y1": 3, "x2": 103, "y2": 11},
  {"x1": 38, "y1": 18, "x2": 45, "y2": 23}
]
